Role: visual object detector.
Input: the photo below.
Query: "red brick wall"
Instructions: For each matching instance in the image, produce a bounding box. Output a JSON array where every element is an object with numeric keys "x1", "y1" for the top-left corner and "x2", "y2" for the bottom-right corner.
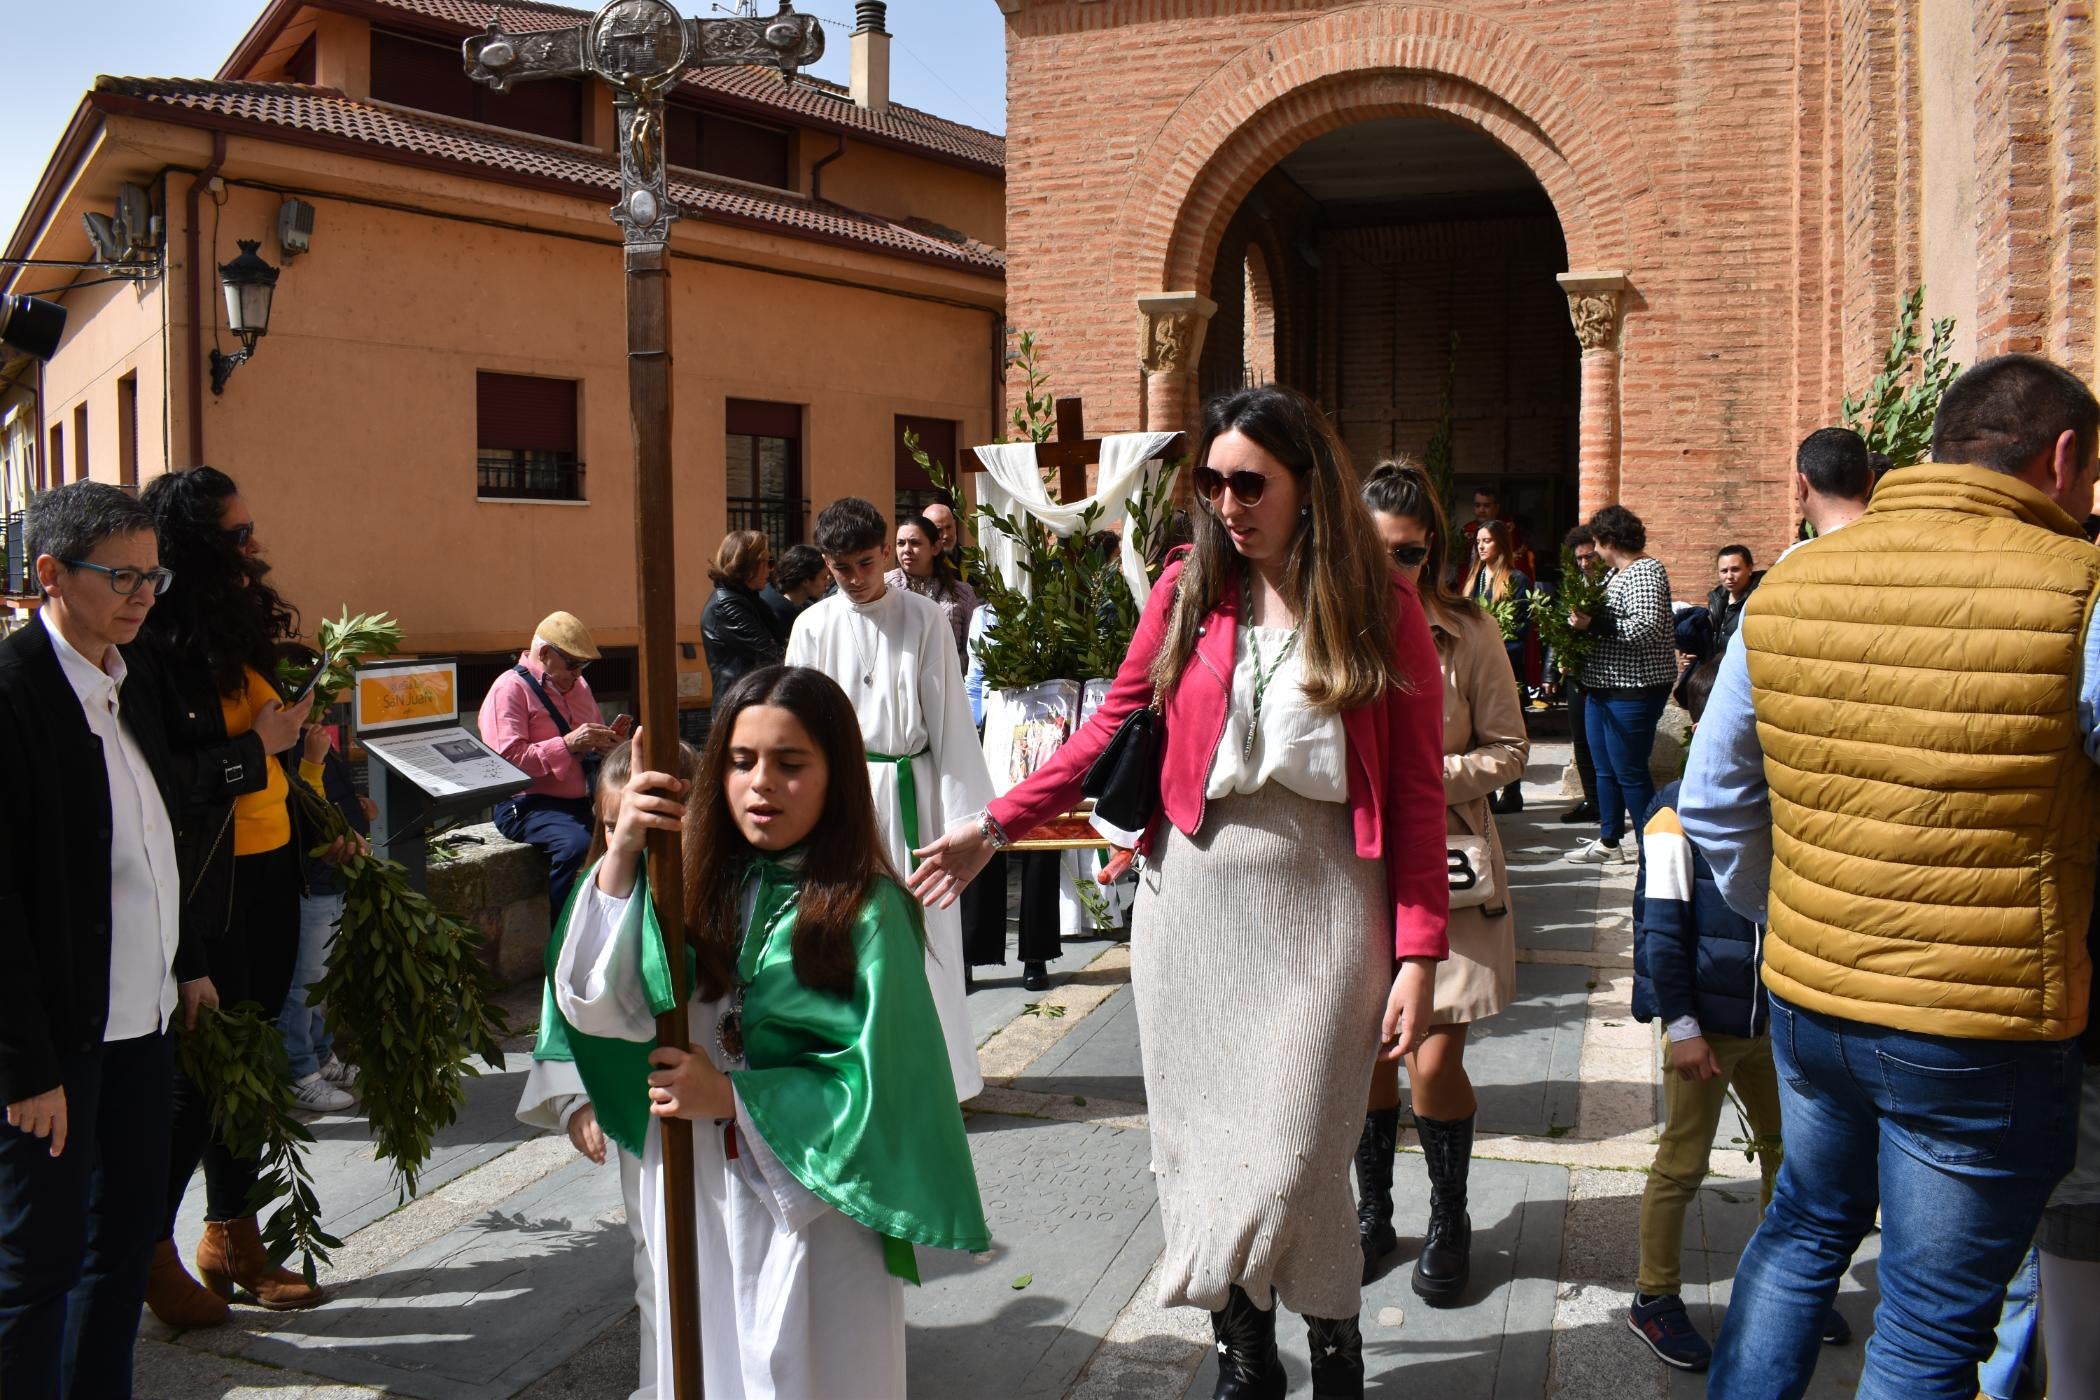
[{"x1": 1003, "y1": 0, "x2": 1812, "y2": 597}]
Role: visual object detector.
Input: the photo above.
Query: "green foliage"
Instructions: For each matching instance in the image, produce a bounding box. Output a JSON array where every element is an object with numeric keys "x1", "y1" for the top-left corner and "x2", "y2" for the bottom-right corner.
[
  {"x1": 304, "y1": 839, "x2": 511, "y2": 1199},
  {"x1": 275, "y1": 610, "x2": 404, "y2": 711},
  {"x1": 178, "y1": 1005, "x2": 342, "y2": 1282},
  {"x1": 1727, "y1": 1085, "x2": 1784, "y2": 1167},
  {"x1": 1533, "y1": 547, "x2": 1608, "y2": 678},
  {"x1": 282, "y1": 603, "x2": 509, "y2": 1201},
  {"x1": 906, "y1": 329, "x2": 1181, "y2": 691},
  {"x1": 1482, "y1": 592, "x2": 1523, "y2": 644},
  {"x1": 1841, "y1": 286, "x2": 1961, "y2": 470}
]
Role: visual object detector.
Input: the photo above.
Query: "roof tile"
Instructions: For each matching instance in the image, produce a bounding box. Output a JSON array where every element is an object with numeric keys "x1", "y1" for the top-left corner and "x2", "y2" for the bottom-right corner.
[
  {"x1": 362, "y1": 0, "x2": 1005, "y2": 171},
  {"x1": 95, "y1": 76, "x2": 1003, "y2": 274}
]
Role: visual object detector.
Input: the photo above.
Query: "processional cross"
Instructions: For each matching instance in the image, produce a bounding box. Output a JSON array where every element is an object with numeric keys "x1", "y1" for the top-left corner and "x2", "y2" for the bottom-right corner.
[
  {"x1": 464, "y1": 8, "x2": 823, "y2": 1398},
  {"x1": 965, "y1": 397, "x2": 1185, "y2": 500}
]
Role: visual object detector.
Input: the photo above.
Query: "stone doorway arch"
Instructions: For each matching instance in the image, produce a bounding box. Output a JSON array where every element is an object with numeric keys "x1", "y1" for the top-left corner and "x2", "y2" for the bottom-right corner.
[{"x1": 1120, "y1": 4, "x2": 1644, "y2": 516}]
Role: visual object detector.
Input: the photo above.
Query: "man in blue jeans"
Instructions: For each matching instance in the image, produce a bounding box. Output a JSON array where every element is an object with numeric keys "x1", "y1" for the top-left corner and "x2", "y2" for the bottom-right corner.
[{"x1": 1681, "y1": 359, "x2": 2098, "y2": 1399}]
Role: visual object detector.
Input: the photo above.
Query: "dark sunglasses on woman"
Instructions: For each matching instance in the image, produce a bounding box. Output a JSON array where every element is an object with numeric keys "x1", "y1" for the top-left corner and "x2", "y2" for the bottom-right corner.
[
  {"x1": 221, "y1": 521, "x2": 255, "y2": 548},
  {"x1": 1192, "y1": 465, "x2": 1269, "y2": 507},
  {"x1": 1389, "y1": 543, "x2": 1430, "y2": 568}
]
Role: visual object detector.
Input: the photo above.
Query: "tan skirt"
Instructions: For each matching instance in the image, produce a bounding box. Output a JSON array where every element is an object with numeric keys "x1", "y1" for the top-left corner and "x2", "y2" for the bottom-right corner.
[
  {"x1": 1131, "y1": 787, "x2": 1387, "y2": 1320},
  {"x1": 1433, "y1": 797, "x2": 1517, "y2": 1025}
]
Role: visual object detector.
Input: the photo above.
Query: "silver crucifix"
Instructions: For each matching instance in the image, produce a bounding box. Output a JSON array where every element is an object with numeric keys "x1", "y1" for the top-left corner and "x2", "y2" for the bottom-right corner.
[{"x1": 464, "y1": 0, "x2": 823, "y2": 244}]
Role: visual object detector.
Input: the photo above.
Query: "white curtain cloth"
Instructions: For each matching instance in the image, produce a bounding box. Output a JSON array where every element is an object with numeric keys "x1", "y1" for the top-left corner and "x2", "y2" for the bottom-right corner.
[{"x1": 970, "y1": 430, "x2": 1179, "y2": 609}]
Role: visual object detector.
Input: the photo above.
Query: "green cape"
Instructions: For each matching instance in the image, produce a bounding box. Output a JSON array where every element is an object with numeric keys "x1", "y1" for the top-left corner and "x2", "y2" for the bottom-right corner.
[{"x1": 539, "y1": 860, "x2": 990, "y2": 1282}]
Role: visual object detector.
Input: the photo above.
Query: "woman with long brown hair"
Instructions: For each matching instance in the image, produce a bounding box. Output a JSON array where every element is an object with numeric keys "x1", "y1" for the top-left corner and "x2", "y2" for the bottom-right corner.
[
  {"x1": 548, "y1": 665, "x2": 986, "y2": 1398},
  {"x1": 909, "y1": 384, "x2": 1449, "y2": 1399},
  {"x1": 1359, "y1": 461, "x2": 1529, "y2": 1307}
]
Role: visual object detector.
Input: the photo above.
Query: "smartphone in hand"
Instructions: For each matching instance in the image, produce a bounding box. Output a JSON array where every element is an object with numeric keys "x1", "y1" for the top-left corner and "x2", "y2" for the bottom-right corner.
[
  {"x1": 287, "y1": 652, "x2": 334, "y2": 705},
  {"x1": 611, "y1": 713, "x2": 636, "y2": 739}
]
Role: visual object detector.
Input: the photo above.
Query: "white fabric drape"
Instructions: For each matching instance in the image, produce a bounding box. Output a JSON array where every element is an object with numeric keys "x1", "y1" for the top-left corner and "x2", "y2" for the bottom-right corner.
[{"x1": 970, "y1": 430, "x2": 1179, "y2": 609}]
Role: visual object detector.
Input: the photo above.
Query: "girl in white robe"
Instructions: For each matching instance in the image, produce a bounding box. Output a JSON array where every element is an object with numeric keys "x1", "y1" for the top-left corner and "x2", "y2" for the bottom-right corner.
[{"x1": 553, "y1": 665, "x2": 990, "y2": 1400}]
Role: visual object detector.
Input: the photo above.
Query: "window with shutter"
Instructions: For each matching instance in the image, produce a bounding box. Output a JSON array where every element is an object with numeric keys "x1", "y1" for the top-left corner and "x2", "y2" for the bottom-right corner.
[
  {"x1": 664, "y1": 101, "x2": 793, "y2": 189},
  {"x1": 725, "y1": 399, "x2": 804, "y2": 549},
  {"x1": 478, "y1": 372, "x2": 584, "y2": 501},
  {"x1": 371, "y1": 29, "x2": 584, "y2": 143}
]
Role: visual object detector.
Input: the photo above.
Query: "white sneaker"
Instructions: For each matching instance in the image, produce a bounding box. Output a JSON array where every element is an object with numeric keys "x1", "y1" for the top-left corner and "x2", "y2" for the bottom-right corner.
[
  {"x1": 1569, "y1": 838, "x2": 1632, "y2": 864},
  {"x1": 317, "y1": 1054, "x2": 358, "y2": 1089},
  {"x1": 291, "y1": 1072, "x2": 355, "y2": 1114}
]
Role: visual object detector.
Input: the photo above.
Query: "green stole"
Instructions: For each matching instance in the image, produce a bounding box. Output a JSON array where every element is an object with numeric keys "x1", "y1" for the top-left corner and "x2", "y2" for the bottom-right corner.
[{"x1": 537, "y1": 857, "x2": 991, "y2": 1285}]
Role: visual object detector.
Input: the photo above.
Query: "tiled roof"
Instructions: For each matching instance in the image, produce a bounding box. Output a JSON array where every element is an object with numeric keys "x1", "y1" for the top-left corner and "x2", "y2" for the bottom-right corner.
[
  {"x1": 93, "y1": 77, "x2": 1004, "y2": 275},
  {"x1": 344, "y1": 0, "x2": 1005, "y2": 172}
]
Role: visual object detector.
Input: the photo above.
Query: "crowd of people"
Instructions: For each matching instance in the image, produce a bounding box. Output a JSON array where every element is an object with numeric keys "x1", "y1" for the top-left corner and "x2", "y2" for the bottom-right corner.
[{"x1": 7, "y1": 354, "x2": 2100, "y2": 1400}]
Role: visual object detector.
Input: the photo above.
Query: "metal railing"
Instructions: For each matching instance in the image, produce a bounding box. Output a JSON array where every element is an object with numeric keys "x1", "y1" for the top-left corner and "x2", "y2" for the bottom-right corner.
[
  {"x1": 477, "y1": 452, "x2": 586, "y2": 502},
  {"x1": 726, "y1": 495, "x2": 808, "y2": 549},
  {"x1": 2, "y1": 512, "x2": 26, "y2": 595}
]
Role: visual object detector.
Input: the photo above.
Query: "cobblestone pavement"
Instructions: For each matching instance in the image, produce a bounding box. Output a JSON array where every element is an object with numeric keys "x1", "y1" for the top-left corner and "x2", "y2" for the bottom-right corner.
[{"x1": 136, "y1": 741, "x2": 1880, "y2": 1398}]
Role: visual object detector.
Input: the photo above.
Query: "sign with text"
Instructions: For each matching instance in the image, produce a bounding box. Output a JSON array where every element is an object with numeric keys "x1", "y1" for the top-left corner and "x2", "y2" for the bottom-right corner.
[
  {"x1": 354, "y1": 660, "x2": 459, "y2": 734},
  {"x1": 362, "y1": 727, "x2": 527, "y2": 803}
]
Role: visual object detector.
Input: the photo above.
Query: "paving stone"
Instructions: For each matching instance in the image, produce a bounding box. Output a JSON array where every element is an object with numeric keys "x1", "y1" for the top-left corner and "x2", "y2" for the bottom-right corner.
[
  {"x1": 909, "y1": 1113, "x2": 1163, "y2": 1399},
  {"x1": 1008, "y1": 984, "x2": 1144, "y2": 1104},
  {"x1": 1468, "y1": 964, "x2": 1589, "y2": 1138},
  {"x1": 1184, "y1": 1157, "x2": 1570, "y2": 1398},
  {"x1": 217, "y1": 1152, "x2": 633, "y2": 1400},
  {"x1": 968, "y1": 932, "x2": 1125, "y2": 1047}
]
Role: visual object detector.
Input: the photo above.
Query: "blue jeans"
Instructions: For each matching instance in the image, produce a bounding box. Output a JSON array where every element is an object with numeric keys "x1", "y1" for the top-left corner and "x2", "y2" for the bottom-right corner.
[
  {"x1": 1977, "y1": 1244, "x2": 2039, "y2": 1400},
  {"x1": 0, "y1": 1032, "x2": 173, "y2": 1400},
  {"x1": 1709, "y1": 995, "x2": 2082, "y2": 1400},
  {"x1": 1583, "y1": 683, "x2": 1669, "y2": 843},
  {"x1": 277, "y1": 889, "x2": 342, "y2": 1080},
  {"x1": 493, "y1": 794, "x2": 594, "y2": 925}
]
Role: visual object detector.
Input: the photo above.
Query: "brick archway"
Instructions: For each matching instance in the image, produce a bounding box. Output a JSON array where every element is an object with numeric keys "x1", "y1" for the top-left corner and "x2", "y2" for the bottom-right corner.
[{"x1": 1122, "y1": 4, "x2": 1642, "y2": 509}]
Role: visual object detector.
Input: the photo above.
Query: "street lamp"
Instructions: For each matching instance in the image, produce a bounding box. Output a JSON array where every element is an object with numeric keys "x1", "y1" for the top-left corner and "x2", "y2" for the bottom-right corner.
[{"x1": 209, "y1": 240, "x2": 279, "y2": 395}]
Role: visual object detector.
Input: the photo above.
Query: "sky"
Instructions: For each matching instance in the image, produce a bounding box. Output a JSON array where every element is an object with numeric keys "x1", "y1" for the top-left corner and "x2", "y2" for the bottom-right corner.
[{"x1": 0, "y1": 0, "x2": 1006, "y2": 245}]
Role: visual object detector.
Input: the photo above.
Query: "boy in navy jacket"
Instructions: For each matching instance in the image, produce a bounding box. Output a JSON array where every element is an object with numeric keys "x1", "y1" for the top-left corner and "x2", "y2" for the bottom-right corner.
[{"x1": 1626, "y1": 659, "x2": 1848, "y2": 1369}]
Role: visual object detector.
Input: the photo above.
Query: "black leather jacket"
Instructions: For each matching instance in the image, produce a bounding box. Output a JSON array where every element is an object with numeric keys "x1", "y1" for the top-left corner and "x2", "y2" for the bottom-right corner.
[
  {"x1": 145, "y1": 636, "x2": 272, "y2": 953},
  {"x1": 701, "y1": 582, "x2": 787, "y2": 702}
]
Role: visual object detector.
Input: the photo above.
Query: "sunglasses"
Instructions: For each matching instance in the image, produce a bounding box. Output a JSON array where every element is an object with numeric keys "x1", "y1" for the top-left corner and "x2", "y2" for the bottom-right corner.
[
  {"x1": 1192, "y1": 465, "x2": 1271, "y2": 507},
  {"x1": 1389, "y1": 543, "x2": 1430, "y2": 568},
  {"x1": 64, "y1": 559, "x2": 176, "y2": 597},
  {"x1": 551, "y1": 649, "x2": 592, "y2": 673},
  {"x1": 221, "y1": 522, "x2": 255, "y2": 549}
]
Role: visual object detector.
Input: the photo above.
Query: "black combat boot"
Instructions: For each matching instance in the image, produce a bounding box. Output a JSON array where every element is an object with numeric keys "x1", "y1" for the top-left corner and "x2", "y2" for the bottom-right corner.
[
  {"x1": 1305, "y1": 1313, "x2": 1365, "y2": 1399},
  {"x1": 1354, "y1": 1108, "x2": 1401, "y2": 1283},
  {"x1": 1209, "y1": 1285, "x2": 1284, "y2": 1399},
  {"x1": 1410, "y1": 1112, "x2": 1475, "y2": 1307}
]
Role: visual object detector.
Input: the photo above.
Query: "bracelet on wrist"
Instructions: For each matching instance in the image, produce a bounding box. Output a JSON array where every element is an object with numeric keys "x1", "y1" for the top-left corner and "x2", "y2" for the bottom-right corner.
[{"x1": 979, "y1": 810, "x2": 1010, "y2": 850}]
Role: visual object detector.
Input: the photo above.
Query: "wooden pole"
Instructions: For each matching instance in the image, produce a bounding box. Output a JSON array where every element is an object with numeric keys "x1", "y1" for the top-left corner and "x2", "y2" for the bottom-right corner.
[{"x1": 626, "y1": 237, "x2": 703, "y2": 1399}]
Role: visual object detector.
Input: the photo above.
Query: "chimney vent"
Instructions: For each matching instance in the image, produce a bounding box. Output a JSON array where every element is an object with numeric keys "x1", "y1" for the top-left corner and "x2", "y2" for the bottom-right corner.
[{"x1": 850, "y1": 2, "x2": 891, "y2": 112}]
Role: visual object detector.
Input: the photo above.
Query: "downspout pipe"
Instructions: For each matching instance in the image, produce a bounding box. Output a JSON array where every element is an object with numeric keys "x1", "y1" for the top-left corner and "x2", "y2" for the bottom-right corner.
[
  {"x1": 185, "y1": 132, "x2": 226, "y2": 467},
  {"x1": 809, "y1": 133, "x2": 846, "y2": 202}
]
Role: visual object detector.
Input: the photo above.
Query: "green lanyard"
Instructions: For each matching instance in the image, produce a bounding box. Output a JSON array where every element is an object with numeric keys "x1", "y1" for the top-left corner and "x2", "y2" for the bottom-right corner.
[{"x1": 1241, "y1": 577, "x2": 1302, "y2": 762}]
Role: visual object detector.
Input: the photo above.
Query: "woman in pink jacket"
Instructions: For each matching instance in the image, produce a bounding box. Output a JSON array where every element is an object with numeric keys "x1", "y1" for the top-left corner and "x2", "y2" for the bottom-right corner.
[{"x1": 910, "y1": 384, "x2": 1449, "y2": 1400}]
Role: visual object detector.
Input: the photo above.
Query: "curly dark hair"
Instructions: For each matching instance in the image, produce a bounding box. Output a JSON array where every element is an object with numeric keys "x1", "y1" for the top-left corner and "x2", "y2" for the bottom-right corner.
[
  {"x1": 138, "y1": 466, "x2": 299, "y2": 697},
  {"x1": 1586, "y1": 503, "x2": 1647, "y2": 555}
]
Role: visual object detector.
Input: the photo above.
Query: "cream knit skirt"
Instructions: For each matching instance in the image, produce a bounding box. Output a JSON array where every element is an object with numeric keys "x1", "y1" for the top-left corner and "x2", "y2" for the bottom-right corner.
[{"x1": 1132, "y1": 787, "x2": 1388, "y2": 1320}]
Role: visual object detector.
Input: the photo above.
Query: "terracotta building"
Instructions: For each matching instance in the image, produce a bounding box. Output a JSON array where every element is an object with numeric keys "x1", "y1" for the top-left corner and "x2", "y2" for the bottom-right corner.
[
  {"x1": 998, "y1": 0, "x2": 2097, "y2": 586},
  {"x1": 1, "y1": 0, "x2": 1003, "y2": 704}
]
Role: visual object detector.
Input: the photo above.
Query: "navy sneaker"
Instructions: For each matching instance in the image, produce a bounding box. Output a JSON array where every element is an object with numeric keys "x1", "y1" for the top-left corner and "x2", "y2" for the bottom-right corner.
[
  {"x1": 1627, "y1": 1293, "x2": 1712, "y2": 1371},
  {"x1": 1821, "y1": 1307, "x2": 1852, "y2": 1346}
]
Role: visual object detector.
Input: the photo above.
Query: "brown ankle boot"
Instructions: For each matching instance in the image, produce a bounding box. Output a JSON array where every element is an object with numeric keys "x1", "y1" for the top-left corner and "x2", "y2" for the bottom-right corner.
[
  {"x1": 195, "y1": 1217, "x2": 325, "y2": 1310},
  {"x1": 146, "y1": 1238, "x2": 230, "y2": 1328}
]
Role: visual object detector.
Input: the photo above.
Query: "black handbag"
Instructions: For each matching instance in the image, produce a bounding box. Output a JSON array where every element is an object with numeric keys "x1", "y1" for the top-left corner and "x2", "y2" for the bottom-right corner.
[{"x1": 1081, "y1": 702, "x2": 1162, "y2": 847}]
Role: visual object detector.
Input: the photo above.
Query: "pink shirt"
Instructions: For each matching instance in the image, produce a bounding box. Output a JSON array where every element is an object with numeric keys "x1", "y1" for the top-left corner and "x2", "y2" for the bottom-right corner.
[{"x1": 478, "y1": 653, "x2": 603, "y2": 800}]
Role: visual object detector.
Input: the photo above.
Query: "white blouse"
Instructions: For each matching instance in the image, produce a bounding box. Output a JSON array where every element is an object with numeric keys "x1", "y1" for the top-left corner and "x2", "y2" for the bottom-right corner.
[{"x1": 1205, "y1": 623, "x2": 1349, "y2": 804}]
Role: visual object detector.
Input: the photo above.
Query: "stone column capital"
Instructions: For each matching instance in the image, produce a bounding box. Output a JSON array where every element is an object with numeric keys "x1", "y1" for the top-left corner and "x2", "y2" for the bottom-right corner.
[
  {"x1": 1556, "y1": 270, "x2": 1631, "y2": 353},
  {"x1": 1137, "y1": 292, "x2": 1219, "y2": 375}
]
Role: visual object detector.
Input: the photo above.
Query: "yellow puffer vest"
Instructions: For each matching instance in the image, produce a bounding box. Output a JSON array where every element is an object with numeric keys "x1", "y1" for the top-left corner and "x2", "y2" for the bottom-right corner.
[{"x1": 1741, "y1": 464, "x2": 2100, "y2": 1040}]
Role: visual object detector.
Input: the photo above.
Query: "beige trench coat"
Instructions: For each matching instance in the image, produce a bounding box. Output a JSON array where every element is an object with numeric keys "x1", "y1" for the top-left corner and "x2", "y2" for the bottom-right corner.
[{"x1": 1425, "y1": 597, "x2": 1528, "y2": 1024}]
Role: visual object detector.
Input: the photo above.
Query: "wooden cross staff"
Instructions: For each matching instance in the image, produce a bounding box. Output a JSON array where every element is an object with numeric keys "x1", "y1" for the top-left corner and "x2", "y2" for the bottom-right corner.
[
  {"x1": 963, "y1": 396, "x2": 1186, "y2": 499},
  {"x1": 464, "y1": 6, "x2": 822, "y2": 1397}
]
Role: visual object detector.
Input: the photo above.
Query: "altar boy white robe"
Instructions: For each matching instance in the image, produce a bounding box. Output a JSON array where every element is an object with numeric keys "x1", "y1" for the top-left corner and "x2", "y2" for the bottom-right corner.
[
  {"x1": 554, "y1": 881, "x2": 904, "y2": 1400},
  {"x1": 787, "y1": 585, "x2": 990, "y2": 1099}
]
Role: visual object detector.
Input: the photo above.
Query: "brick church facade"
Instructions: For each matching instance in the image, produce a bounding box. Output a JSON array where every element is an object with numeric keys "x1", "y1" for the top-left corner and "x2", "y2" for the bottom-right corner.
[{"x1": 997, "y1": 0, "x2": 2097, "y2": 588}]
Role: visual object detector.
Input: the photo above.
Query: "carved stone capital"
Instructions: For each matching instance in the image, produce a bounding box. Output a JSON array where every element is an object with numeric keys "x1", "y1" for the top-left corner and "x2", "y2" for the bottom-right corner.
[
  {"x1": 1137, "y1": 292, "x2": 1219, "y2": 375},
  {"x1": 1556, "y1": 270, "x2": 1631, "y2": 353}
]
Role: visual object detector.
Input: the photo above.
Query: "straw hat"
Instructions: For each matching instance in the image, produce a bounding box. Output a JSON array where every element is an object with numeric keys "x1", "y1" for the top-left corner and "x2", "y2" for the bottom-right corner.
[{"x1": 535, "y1": 611, "x2": 601, "y2": 660}]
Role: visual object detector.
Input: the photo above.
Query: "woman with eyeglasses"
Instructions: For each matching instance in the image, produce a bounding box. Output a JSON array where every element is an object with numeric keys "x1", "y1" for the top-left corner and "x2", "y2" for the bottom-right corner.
[
  {"x1": 907, "y1": 384, "x2": 1449, "y2": 1399},
  {"x1": 1357, "y1": 460, "x2": 1528, "y2": 1308},
  {"x1": 136, "y1": 465, "x2": 323, "y2": 1323}
]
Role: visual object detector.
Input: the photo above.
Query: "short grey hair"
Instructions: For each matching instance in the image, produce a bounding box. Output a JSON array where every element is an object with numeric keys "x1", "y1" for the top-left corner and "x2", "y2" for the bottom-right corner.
[{"x1": 26, "y1": 481, "x2": 155, "y2": 597}]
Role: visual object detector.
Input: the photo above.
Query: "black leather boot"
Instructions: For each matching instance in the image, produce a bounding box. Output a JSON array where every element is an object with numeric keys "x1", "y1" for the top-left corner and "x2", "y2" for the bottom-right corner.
[
  {"x1": 1209, "y1": 1285, "x2": 1284, "y2": 1400},
  {"x1": 1411, "y1": 1112, "x2": 1475, "y2": 1307},
  {"x1": 1354, "y1": 1108, "x2": 1401, "y2": 1283},
  {"x1": 1305, "y1": 1314, "x2": 1365, "y2": 1399}
]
